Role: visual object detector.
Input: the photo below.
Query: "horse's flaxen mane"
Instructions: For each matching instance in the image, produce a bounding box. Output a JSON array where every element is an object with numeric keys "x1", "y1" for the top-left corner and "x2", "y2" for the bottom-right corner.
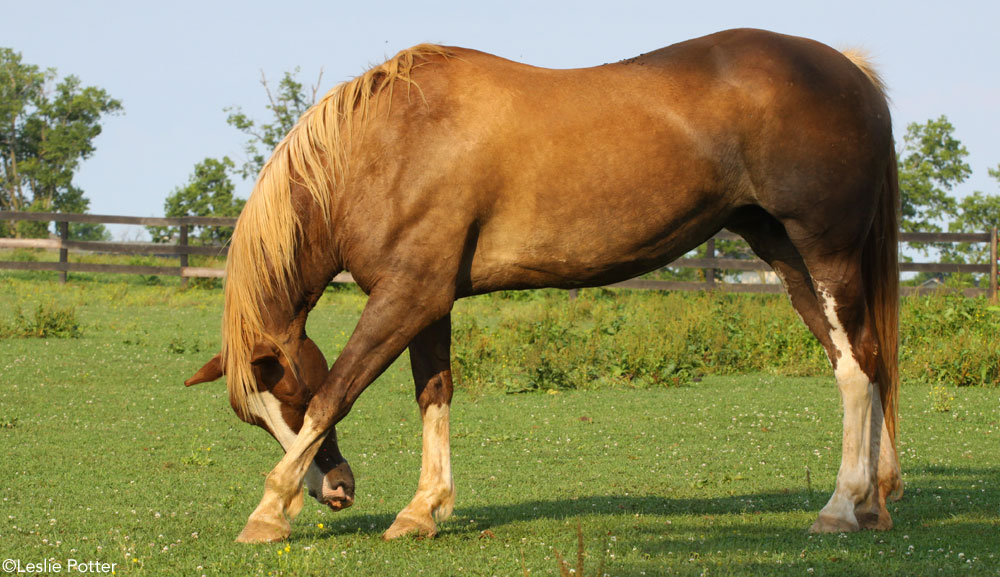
[{"x1": 222, "y1": 44, "x2": 450, "y2": 422}]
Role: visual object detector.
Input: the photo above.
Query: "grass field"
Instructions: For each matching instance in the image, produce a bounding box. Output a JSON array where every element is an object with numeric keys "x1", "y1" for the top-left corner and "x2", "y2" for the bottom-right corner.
[{"x1": 1, "y1": 275, "x2": 998, "y2": 576}]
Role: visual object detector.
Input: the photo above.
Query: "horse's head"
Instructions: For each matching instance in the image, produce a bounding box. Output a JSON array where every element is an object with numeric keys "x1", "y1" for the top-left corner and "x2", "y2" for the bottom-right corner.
[{"x1": 185, "y1": 338, "x2": 355, "y2": 513}]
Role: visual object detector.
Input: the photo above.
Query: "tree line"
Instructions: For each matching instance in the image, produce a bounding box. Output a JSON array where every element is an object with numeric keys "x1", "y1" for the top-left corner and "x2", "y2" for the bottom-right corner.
[
  {"x1": 2, "y1": 49, "x2": 998, "y2": 273},
  {"x1": 0, "y1": 48, "x2": 121, "y2": 240}
]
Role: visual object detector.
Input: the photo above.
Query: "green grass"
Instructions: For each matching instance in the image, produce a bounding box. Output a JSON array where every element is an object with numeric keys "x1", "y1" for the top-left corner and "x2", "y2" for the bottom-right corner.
[{"x1": 1, "y1": 276, "x2": 998, "y2": 576}]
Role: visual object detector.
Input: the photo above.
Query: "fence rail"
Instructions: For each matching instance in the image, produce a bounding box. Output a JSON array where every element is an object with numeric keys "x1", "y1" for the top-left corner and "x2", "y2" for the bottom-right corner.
[{"x1": 1, "y1": 211, "x2": 997, "y2": 299}]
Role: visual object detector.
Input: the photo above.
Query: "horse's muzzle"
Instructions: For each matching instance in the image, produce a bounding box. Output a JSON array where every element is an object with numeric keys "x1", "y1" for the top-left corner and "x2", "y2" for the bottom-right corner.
[
  {"x1": 314, "y1": 463, "x2": 355, "y2": 511},
  {"x1": 320, "y1": 483, "x2": 355, "y2": 510}
]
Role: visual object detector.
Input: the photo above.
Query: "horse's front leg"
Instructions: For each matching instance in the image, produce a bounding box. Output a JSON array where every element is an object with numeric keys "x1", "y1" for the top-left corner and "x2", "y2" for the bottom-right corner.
[
  {"x1": 236, "y1": 421, "x2": 326, "y2": 542},
  {"x1": 237, "y1": 287, "x2": 454, "y2": 543},
  {"x1": 384, "y1": 314, "x2": 455, "y2": 539}
]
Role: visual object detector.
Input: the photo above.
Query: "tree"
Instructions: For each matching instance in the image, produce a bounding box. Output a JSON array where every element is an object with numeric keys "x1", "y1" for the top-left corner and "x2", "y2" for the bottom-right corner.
[
  {"x1": 895, "y1": 117, "x2": 998, "y2": 286},
  {"x1": 156, "y1": 68, "x2": 322, "y2": 244},
  {"x1": 0, "y1": 48, "x2": 122, "y2": 239},
  {"x1": 148, "y1": 157, "x2": 244, "y2": 244},
  {"x1": 945, "y1": 165, "x2": 1000, "y2": 265},
  {"x1": 224, "y1": 68, "x2": 322, "y2": 180},
  {"x1": 897, "y1": 115, "x2": 970, "y2": 236}
]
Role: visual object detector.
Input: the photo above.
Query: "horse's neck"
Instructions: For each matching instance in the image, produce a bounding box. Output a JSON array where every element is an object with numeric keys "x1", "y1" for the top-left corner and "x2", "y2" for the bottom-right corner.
[{"x1": 261, "y1": 270, "x2": 332, "y2": 345}]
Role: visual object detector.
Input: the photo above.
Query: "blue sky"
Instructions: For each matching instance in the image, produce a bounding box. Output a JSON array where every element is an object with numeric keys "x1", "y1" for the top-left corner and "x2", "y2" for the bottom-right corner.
[{"x1": 5, "y1": 0, "x2": 998, "y2": 235}]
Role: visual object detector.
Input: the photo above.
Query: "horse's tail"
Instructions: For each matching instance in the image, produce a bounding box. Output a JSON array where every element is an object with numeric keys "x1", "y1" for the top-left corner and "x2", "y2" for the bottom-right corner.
[
  {"x1": 844, "y1": 48, "x2": 901, "y2": 497},
  {"x1": 864, "y1": 138, "x2": 902, "y2": 498}
]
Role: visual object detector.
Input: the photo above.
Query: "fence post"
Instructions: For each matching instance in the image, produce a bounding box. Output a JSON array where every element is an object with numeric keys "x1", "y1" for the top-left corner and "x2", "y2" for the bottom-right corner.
[
  {"x1": 58, "y1": 220, "x2": 68, "y2": 284},
  {"x1": 179, "y1": 223, "x2": 189, "y2": 288},
  {"x1": 990, "y1": 226, "x2": 998, "y2": 303},
  {"x1": 705, "y1": 237, "x2": 716, "y2": 289}
]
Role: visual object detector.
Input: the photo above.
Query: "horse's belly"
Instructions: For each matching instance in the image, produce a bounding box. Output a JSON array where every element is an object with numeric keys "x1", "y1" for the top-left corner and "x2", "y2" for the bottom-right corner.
[{"x1": 467, "y1": 199, "x2": 726, "y2": 292}]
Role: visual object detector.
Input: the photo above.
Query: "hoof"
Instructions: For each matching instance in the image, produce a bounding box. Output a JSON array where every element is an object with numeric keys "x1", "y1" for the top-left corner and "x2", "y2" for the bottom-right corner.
[
  {"x1": 857, "y1": 506, "x2": 893, "y2": 531},
  {"x1": 809, "y1": 513, "x2": 860, "y2": 534},
  {"x1": 286, "y1": 489, "x2": 305, "y2": 522},
  {"x1": 433, "y1": 497, "x2": 455, "y2": 523},
  {"x1": 236, "y1": 515, "x2": 291, "y2": 544},
  {"x1": 886, "y1": 481, "x2": 904, "y2": 503},
  {"x1": 382, "y1": 514, "x2": 436, "y2": 541}
]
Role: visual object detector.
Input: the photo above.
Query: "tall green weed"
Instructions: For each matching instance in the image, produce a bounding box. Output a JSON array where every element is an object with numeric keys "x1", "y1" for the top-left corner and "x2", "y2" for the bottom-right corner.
[
  {"x1": 1, "y1": 302, "x2": 81, "y2": 338},
  {"x1": 453, "y1": 290, "x2": 829, "y2": 392},
  {"x1": 452, "y1": 290, "x2": 1000, "y2": 391},
  {"x1": 901, "y1": 294, "x2": 1000, "y2": 386}
]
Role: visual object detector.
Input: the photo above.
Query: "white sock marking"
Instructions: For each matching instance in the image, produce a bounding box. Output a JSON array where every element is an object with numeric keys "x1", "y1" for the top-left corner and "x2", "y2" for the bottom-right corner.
[
  {"x1": 249, "y1": 391, "x2": 325, "y2": 499},
  {"x1": 816, "y1": 285, "x2": 875, "y2": 527}
]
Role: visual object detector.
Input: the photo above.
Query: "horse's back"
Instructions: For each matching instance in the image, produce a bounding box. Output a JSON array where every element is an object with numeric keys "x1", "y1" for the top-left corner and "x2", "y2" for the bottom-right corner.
[{"x1": 427, "y1": 28, "x2": 891, "y2": 202}]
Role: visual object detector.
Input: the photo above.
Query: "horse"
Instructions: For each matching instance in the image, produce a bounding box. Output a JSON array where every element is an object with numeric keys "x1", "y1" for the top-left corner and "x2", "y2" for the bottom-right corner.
[{"x1": 185, "y1": 28, "x2": 902, "y2": 542}]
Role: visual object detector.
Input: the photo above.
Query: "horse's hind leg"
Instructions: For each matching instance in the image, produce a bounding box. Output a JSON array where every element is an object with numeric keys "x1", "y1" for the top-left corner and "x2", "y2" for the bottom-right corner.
[
  {"x1": 733, "y1": 215, "x2": 897, "y2": 532},
  {"x1": 729, "y1": 214, "x2": 834, "y2": 355},
  {"x1": 384, "y1": 314, "x2": 456, "y2": 540},
  {"x1": 806, "y1": 259, "x2": 893, "y2": 532}
]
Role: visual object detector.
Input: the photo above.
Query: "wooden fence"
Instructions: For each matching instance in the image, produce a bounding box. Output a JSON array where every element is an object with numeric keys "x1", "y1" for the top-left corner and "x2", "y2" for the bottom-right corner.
[{"x1": 1, "y1": 211, "x2": 997, "y2": 299}]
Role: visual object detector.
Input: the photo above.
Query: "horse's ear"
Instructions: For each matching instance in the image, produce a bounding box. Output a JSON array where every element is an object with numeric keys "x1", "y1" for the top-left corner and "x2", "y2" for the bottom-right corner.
[{"x1": 185, "y1": 354, "x2": 224, "y2": 386}]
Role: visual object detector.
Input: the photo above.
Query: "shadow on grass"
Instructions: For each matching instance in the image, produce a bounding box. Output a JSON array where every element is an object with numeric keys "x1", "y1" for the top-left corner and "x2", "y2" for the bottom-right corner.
[
  {"x1": 287, "y1": 466, "x2": 1000, "y2": 575},
  {"x1": 314, "y1": 465, "x2": 999, "y2": 538}
]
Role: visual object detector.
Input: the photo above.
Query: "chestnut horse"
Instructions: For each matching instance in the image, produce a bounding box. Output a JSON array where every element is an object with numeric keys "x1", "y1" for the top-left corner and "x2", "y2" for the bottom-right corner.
[{"x1": 186, "y1": 28, "x2": 901, "y2": 542}]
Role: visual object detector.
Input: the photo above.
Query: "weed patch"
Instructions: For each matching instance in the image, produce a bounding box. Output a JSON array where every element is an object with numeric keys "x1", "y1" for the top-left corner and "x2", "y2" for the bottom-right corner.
[
  {"x1": 167, "y1": 336, "x2": 202, "y2": 354},
  {"x1": 1, "y1": 302, "x2": 81, "y2": 338},
  {"x1": 901, "y1": 294, "x2": 1000, "y2": 387},
  {"x1": 929, "y1": 385, "x2": 955, "y2": 412},
  {"x1": 452, "y1": 290, "x2": 1000, "y2": 393},
  {"x1": 181, "y1": 447, "x2": 215, "y2": 467},
  {"x1": 453, "y1": 291, "x2": 829, "y2": 392}
]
